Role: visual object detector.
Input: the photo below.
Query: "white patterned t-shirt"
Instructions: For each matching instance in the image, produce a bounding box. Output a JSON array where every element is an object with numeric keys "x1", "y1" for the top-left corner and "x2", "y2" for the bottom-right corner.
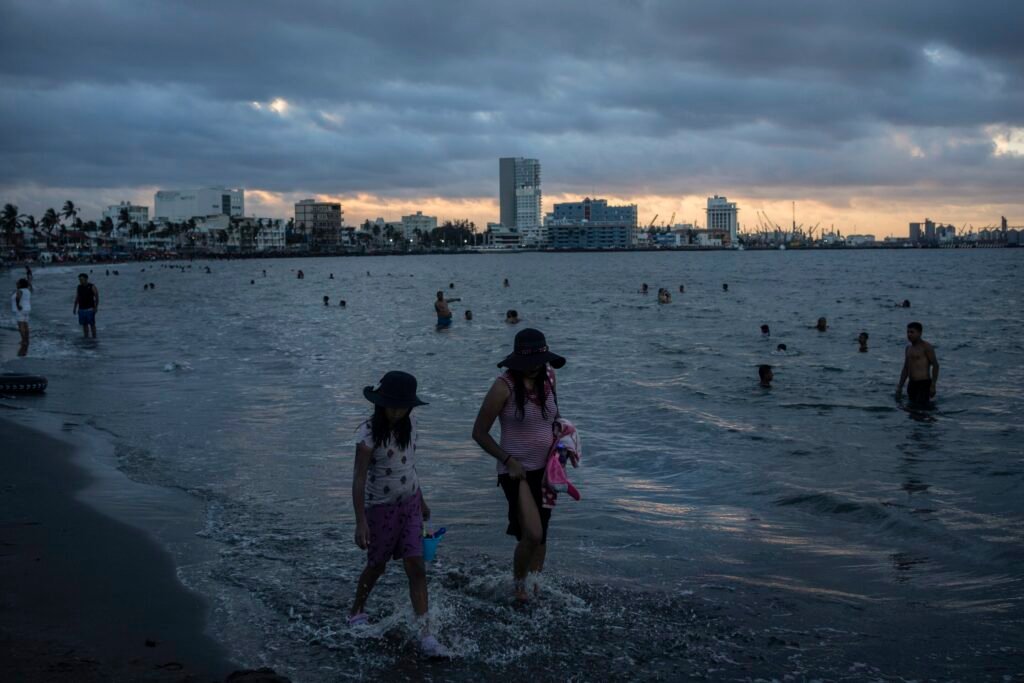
[{"x1": 355, "y1": 415, "x2": 420, "y2": 507}]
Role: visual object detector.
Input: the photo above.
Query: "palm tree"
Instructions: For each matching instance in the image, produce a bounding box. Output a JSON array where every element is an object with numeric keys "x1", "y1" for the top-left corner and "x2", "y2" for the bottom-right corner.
[
  {"x1": 100, "y1": 216, "x2": 114, "y2": 235},
  {"x1": 41, "y1": 208, "x2": 60, "y2": 247},
  {"x1": 117, "y1": 207, "x2": 131, "y2": 234},
  {"x1": 1, "y1": 203, "x2": 20, "y2": 244},
  {"x1": 61, "y1": 200, "x2": 78, "y2": 225}
]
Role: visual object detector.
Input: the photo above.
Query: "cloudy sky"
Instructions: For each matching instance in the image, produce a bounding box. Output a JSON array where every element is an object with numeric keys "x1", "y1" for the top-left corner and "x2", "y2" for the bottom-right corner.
[{"x1": 2, "y1": 0, "x2": 1022, "y2": 236}]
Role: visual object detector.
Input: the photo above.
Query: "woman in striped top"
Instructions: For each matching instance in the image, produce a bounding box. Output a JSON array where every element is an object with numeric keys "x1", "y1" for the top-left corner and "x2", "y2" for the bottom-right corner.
[{"x1": 473, "y1": 328, "x2": 566, "y2": 603}]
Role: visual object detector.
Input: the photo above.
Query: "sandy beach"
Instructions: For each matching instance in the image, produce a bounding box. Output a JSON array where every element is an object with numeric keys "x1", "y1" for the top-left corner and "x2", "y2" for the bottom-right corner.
[{"x1": 0, "y1": 417, "x2": 237, "y2": 682}]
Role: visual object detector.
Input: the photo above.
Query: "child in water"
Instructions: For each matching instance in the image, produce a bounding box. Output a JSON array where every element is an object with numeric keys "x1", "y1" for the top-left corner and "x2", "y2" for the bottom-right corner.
[{"x1": 349, "y1": 371, "x2": 449, "y2": 658}]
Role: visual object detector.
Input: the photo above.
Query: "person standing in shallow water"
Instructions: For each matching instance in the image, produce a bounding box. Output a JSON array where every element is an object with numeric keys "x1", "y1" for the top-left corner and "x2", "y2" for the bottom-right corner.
[
  {"x1": 896, "y1": 322, "x2": 939, "y2": 407},
  {"x1": 348, "y1": 371, "x2": 449, "y2": 658},
  {"x1": 472, "y1": 328, "x2": 566, "y2": 603},
  {"x1": 11, "y1": 278, "x2": 31, "y2": 356},
  {"x1": 73, "y1": 273, "x2": 99, "y2": 339}
]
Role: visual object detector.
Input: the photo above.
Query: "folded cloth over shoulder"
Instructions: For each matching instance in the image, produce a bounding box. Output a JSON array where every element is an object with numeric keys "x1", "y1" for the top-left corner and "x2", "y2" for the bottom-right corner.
[{"x1": 542, "y1": 418, "x2": 581, "y2": 509}]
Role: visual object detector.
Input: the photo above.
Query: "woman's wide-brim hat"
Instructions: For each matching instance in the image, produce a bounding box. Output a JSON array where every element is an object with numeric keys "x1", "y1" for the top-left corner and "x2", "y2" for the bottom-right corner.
[
  {"x1": 363, "y1": 371, "x2": 428, "y2": 408},
  {"x1": 497, "y1": 328, "x2": 566, "y2": 371}
]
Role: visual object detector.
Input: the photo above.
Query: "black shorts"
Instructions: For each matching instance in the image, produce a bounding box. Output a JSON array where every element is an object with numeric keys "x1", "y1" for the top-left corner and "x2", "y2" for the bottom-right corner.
[
  {"x1": 907, "y1": 379, "x2": 932, "y2": 406},
  {"x1": 498, "y1": 468, "x2": 551, "y2": 545}
]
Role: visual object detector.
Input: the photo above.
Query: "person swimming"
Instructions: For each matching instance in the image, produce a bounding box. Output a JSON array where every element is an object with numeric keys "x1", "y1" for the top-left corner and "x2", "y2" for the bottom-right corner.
[
  {"x1": 679, "y1": 285, "x2": 684, "y2": 293},
  {"x1": 858, "y1": 331, "x2": 869, "y2": 352},
  {"x1": 722, "y1": 283, "x2": 728, "y2": 292},
  {"x1": 657, "y1": 288, "x2": 671, "y2": 304},
  {"x1": 503, "y1": 278, "x2": 510, "y2": 288},
  {"x1": 901, "y1": 299, "x2": 911, "y2": 308},
  {"x1": 340, "y1": 300, "x2": 347, "y2": 307},
  {"x1": 815, "y1": 317, "x2": 828, "y2": 332},
  {"x1": 465, "y1": 310, "x2": 473, "y2": 321},
  {"x1": 758, "y1": 364, "x2": 773, "y2": 387},
  {"x1": 505, "y1": 309, "x2": 520, "y2": 324},
  {"x1": 297, "y1": 269, "x2": 305, "y2": 279},
  {"x1": 641, "y1": 283, "x2": 649, "y2": 294},
  {"x1": 761, "y1": 324, "x2": 770, "y2": 337},
  {"x1": 330, "y1": 273, "x2": 335, "y2": 280},
  {"x1": 324, "y1": 295, "x2": 330, "y2": 306},
  {"x1": 776, "y1": 343, "x2": 787, "y2": 353}
]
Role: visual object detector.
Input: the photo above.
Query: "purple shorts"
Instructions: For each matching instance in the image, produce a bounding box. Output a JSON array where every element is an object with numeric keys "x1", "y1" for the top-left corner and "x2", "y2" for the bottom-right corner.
[{"x1": 365, "y1": 492, "x2": 423, "y2": 567}]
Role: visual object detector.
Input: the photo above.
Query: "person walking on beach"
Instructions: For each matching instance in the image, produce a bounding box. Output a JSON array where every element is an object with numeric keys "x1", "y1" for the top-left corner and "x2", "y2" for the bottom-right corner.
[
  {"x1": 434, "y1": 290, "x2": 459, "y2": 328},
  {"x1": 349, "y1": 371, "x2": 449, "y2": 658},
  {"x1": 11, "y1": 278, "x2": 31, "y2": 356},
  {"x1": 472, "y1": 328, "x2": 566, "y2": 603},
  {"x1": 896, "y1": 322, "x2": 939, "y2": 407},
  {"x1": 73, "y1": 273, "x2": 99, "y2": 339}
]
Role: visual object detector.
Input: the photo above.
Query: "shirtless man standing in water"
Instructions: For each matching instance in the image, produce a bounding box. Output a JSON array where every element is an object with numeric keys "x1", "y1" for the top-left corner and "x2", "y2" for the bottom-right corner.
[{"x1": 896, "y1": 322, "x2": 939, "y2": 406}]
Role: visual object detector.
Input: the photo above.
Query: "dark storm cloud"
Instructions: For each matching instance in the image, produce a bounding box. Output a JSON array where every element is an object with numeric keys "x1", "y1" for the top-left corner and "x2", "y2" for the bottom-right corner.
[{"x1": 1, "y1": 0, "x2": 1022, "y2": 212}]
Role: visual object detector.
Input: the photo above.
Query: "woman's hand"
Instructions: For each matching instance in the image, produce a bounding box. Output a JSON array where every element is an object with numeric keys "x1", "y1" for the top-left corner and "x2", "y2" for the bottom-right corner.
[
  {"x1": 355, "y1": 519, "x2": 370, "y2": 549},
  {"x1": 506, "y1": 458, "x2": 526, "y2": 480}
]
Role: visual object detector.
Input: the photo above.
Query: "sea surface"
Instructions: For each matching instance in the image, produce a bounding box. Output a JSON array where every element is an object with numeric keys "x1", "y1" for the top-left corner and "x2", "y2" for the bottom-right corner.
[{"x1": 3, "y1": 250, "x2": 1023, "y2": 681}]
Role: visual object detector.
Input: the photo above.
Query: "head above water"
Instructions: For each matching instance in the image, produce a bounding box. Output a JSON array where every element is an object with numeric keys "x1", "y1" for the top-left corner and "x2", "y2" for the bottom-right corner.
[
  {"x1": 760, "y1": 324, "x2": 770, "y2": 334},
  {"x1": 464, "y1": 310, "x2": 473, "y2": 320},
  {"x1": 758, "y1": 364, "x2": 773, "y2": 384},
  {"x1": 816, "y1": 317, "x2": 827, "y2": 331},
  {"x1": 776, "y1": 343, "x2": 787, "y2": 352}
]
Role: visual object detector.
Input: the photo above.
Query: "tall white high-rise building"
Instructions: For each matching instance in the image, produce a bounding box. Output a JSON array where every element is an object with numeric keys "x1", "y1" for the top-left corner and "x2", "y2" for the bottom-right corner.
[
  {"x1": 154, "y1": 187, "x2": 244, "y2": 222},
  {"x1": 705, "y1": 195, "x2": 738, "y2": 245},
  {"x1": 499, "y1": 157, "x2": 542, "y2": 231},
  {"x1": 401, "y1": 211, "x2": 437, "y2": 241},
  {"x1": 102, "y1": 201, "x2": 149, "y2": 226}
]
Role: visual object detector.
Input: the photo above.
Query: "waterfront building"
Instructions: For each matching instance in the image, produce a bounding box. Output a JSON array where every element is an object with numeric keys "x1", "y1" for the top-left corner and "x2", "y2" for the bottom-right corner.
[
  {"x1": 294, "y1": 199, "x2": 344, "y2": 249},
  {"x1": 549, "y1": 197, "x2": 638, "y2": 226},
  {"x1": 401, "y1": 211, "x2": 437, "y2": 241},
  {"x1": 102, "y1": 201, "x2": 149, "y2": 226},
  {"x1": 484, "y1": 223, "x2": 522, "y2": 248},
  {"x1": 154, "y1": 187, "x2": 244, "y2": 221},
  {"x1": 547, "y1": 219, "x2": 635, "y2": 249},
  {"x1": 909, "y1": 222, "x2": 922, "y2": 243},
  {"x1": 705, "y1": 195, "x2": 738, "y2": 245},
  {"x1": 846, "y1": 234, "x2": 876, "y2": 246},
  {"x1": 499, "y1": 157, "x2": 542, "y2": 231},
  {"x1": 925, "y1": 218, "x2": 936, "y2": 242}
]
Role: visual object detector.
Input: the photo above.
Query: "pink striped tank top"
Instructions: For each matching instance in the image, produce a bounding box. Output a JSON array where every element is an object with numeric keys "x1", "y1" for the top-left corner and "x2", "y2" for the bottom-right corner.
[{"x1": 496, "y1": 367, "x2": 558, "y2": 474}]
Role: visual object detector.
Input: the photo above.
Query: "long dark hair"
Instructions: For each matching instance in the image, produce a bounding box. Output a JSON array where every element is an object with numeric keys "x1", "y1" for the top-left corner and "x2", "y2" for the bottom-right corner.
[
  {"x1": 368, "y1": 405, "x2": 413, "y2": 450},
  {"x1": 509, "y1": 365, "x2": 554, "y2": 421}
]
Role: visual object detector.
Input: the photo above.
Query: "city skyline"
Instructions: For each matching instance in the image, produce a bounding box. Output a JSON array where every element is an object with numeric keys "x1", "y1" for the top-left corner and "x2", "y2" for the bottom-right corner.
[{"x1": 2, "y1": 1, "x2": 1023, "y2": 237}]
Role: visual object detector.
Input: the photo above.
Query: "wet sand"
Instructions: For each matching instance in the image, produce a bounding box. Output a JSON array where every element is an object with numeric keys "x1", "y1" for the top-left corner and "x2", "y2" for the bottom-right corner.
[{"x1": 0, "y1": 417, "x2": 237, "y2": 682}]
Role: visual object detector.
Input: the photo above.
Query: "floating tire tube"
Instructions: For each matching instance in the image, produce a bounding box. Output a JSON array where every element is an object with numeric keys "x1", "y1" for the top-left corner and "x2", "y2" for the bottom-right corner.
[{"x1": 0, "y1": 373, "x2": 48, "y2": 394}]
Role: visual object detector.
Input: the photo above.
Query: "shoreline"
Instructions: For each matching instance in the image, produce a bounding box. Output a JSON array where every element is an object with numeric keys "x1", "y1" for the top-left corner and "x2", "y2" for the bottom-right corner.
[
  {"x1": 0, "y1": 416, "x2": 238, "y2": 682},
  {"x1": 2, "y1": 240, "x2": 1018, "y2": 270}
]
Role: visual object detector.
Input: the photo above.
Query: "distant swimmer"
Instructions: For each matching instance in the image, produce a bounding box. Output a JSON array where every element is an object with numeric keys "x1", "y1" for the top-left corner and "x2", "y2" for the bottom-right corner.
[
  {"x1": 330, "y1": 273, "x2": 335, "y2": 280},
  {"x1": 12, "y1": 278, "x2": 31, "y2": 356},
  {"x1": 205, "y1": 266, "x2": 211, "y2": 274},
  {"x1": 143, "y1": 284, "x2": 149, "y2": 290},
  {"x1": 324, "y1": 295, "x2": 330, "y2": 306},
  {"x1": 297, "y1": 270, "x2": 305, "y2": 279},
  {"x1": 678, "y1": 285, "x2": 684, "y2": 294},
  {"x1": 340, "y1": 300, "x2": 347, "y2": 307},
  {"x1": 641, "y1": 283, "x2": 649, "y2": 294},
  {"x1": 449, "y1": 282, "x2": 455, "y2": 289},
  {"x1": 465, "y1": 310, "x2": 473, "y2": 321},
  {"x1": 250, "y1": 279, "x2": 255, "y2": 285},
  {"x1": 150, "y1": 283, "x2": 155, "y2": 289},
  {"x1": 434, "y1": 291, "x2": 460, "y2": 328},
  {"x1": 761, "y1": 324, "x2": 770, "y2": 337},
  {"x1": 815, "y1": 317, "x2": 828, "y2": 332},
  {"x1": 73, "y1": 273, "x2": 99, "y2": 339},
  {"x1": 657, "y1": 288, "x2": 671, "y2": 304},
  {"x1": 722, "y1": 283, "x2": 728, "y2": 292},
  {"x1": 505, "y1": 309, "x2": 520, "y2": 324},
  {"x1": 896, "y1": 322, "x2": 939, "y2": 407},
  {"x1": 858, "y1": 332, "x2": 869, "y2": 352},
  {"x1": 901, "y1": 299, "x2": 911, "y2": 308},
  {"x1": 758, "y1": 364, "x2": 773, "y2": 388},
  {"x1": 262, "y1": 270, "x2": 266, "y2": 277},
  {"x1": 776, "y1": 343, "x2": 787, "y2": 352},
  {"x1": 503, "y1": 278, "x2": 510, "y2": 288}
]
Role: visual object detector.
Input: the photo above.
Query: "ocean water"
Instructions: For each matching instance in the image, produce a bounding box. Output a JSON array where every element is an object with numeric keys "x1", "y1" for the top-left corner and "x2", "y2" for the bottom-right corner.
[{"x1": 2, "y1": 250, "x2": 1023, "y2": 681}]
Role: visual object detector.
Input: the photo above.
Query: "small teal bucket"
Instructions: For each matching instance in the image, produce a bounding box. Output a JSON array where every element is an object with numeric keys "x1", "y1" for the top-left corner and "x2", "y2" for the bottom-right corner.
[{"x1": 422, "y1": 535, "x2": 442, "y2": 562}]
